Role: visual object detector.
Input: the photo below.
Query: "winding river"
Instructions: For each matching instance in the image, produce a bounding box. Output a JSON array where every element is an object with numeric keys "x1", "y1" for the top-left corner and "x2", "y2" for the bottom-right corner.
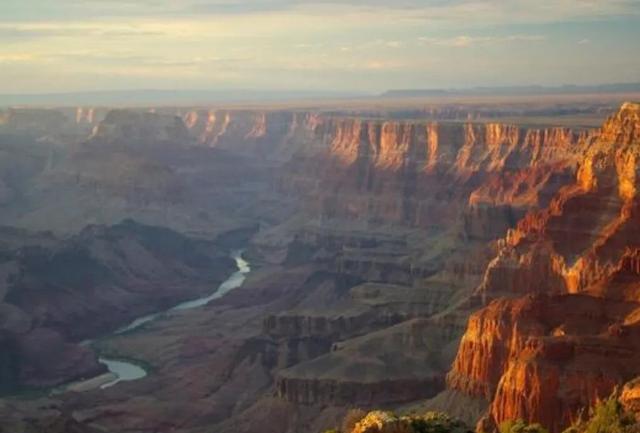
[{"x1": 70, "y1": 250, "x2": 251, "y2": 391}]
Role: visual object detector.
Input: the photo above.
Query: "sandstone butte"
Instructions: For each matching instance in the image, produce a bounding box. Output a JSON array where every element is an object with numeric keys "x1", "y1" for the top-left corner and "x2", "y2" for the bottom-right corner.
[{"x1": 447, "y1": 102, "x2": 640, "y2": 433}]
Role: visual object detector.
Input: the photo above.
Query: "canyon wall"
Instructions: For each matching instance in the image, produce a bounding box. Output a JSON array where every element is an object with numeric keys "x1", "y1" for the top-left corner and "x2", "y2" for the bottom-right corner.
[
  {"x1": 4, "y1": 102, "x2": 636, "y2": 432},
  {"x1": 170, "y1": 108, "x2": 603, "y2": 414},
  {"x1": 1, "y1": 105, "x2": 591, "y2": 236},
  {"x1": 278, "y1": 118, "x2": 587, "y2": 233},
  {"x1": 447, "y1": 103, "x2": 640, "y2": 432}
]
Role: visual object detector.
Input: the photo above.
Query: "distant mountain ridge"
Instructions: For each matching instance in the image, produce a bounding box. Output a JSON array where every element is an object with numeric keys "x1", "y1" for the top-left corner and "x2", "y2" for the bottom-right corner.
[
  {"x1": 2, "y1": 83, "x2": 640, "y2": 107},
  {"x1": 0, "y1": 89, "x2": 366, "y2": 107},
  {"x1": 381, "y1": 82, "x2": 640, "y2": 98}
]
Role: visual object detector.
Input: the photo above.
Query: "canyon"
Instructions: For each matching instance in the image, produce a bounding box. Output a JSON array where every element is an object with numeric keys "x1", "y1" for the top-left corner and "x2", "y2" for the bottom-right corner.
[
  {"x1": 447, "y1": 102, "x2": 640, "y2": 432},
  {"x1": 0, "y1": 98, "x2": 639, "y2": 433}
]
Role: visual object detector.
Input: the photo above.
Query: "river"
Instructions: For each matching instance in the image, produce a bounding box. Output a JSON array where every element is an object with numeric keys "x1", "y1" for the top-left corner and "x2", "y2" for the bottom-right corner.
[{"x1": 68, "y1": 250, "x2": 251, "y2": 391}]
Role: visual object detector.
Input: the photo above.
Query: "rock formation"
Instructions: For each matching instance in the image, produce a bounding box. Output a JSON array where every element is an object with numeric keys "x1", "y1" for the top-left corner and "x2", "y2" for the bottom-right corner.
[
  {"x1": 0, "y1": 220, "x2": 235, "y2": 389},
  {"x1": 447, "y1": 102, "x2": 640, "y2": 432},
  {"x1": 622, "y1": 378, "x2": 640, "y2": 417},
  {"x1": 90, "y1": 110, "x2": 191, "y2": 145},
  {"x1": 1, "y1": 100, "x2": 637, "y2": 433},
  {"x1": 279, "y1": 119, "x2": 587, "y2": 232}
]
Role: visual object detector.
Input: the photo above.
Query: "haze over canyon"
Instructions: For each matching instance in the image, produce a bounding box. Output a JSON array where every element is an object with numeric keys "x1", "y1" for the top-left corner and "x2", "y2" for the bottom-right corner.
[{"x1": 0, "y1": 93, "x2": 638, "y2": 433}]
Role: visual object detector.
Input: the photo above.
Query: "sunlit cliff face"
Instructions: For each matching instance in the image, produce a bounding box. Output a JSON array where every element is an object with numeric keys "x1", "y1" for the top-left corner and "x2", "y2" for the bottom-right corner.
[{"x1": 448, "y1": 103, "x2": 640, "y2": 433}]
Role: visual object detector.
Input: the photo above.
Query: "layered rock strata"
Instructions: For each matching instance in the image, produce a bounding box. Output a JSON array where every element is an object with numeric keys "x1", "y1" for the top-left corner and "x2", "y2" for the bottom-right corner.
[{"x1": 447, "y1": 103, "x2": 640, "y2": 432}]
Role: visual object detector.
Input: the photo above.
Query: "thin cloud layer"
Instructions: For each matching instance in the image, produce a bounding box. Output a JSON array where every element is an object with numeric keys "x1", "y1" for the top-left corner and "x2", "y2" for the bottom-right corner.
[
  {"x1": 0, "y1": 0, "x2": 638, "y2": 93},
  {"x1": 2, "y1": 0, "x2": 638, "y2": 21}
]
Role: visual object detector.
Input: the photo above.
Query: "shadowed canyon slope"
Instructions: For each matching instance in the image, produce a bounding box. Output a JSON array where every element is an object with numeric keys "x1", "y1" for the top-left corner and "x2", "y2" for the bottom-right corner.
[
  {"x1": 0, "y1": 101, "x2": 639, "y2": 433},
  {"x1": 0, "y1": 220, "x2": 235, "y2": 392}
]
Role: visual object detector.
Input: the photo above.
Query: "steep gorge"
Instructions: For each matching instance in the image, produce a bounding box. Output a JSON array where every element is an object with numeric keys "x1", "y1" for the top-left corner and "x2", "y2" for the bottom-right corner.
[
  {"x1": 170, "y1": 107, "x2": 609, "y2": 416},
  {"x1": 2, "y1": 102, "x2": 637, "y2": 433},
  {"x1": 189, "y1": 110, "x2": 600, "y2": 414}
]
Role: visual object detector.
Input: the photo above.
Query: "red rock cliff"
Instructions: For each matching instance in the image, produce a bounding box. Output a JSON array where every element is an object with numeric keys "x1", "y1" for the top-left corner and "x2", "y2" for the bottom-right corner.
[
  {"x1": 449, "y1": 294, "x2": 640, "y2": 432},
  {"x1": 280, "y1": 118, "x2": 587, "y2": 234},
  {"x1": 448, "y1": 103, "x2": 640, "y2": 432}
]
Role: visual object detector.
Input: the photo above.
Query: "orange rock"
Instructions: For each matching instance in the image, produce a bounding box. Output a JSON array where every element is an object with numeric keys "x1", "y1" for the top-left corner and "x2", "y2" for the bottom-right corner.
[
  {"x1": 449, "y1": 294, "x2": 640, "y2": 432},
  {"x1": 448, "y1": 102, "x2": 640, "y2": 432}
]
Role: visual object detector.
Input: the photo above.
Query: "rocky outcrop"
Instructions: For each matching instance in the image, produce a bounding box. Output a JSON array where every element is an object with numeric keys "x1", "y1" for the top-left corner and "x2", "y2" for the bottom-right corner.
[
  {"x1": 251, "y1": 116, "x2": 595, "y2": 416},
  {"x1": 0, "y1": 109, "x2": 70, "y2": 135},
  {"x1": 0, "y1": 106, "x2": 290, "y2": 236},
  {"x1": 74, "y1": 107, "x2": 100, "y2": 126},
  {"x1": 0, "y1": 107, "x2": 109, "y2": 140},
  {"x1": 279, "y1": 119, "x2": 587, "y2": 230},
  {"x1": 0, "y1": 104, "x2": 599, "y2": 255},
  {"x1": 181, "y1": 109, "x2": 326, "y2": 161},
  {"x1": 0, "y1": 298, "x2": 102, "y2": 391},
  {"x1": 266, "y1": 118, "x2": 590, "y2": 317},
  {"x1": 474, "y1": 103, "x2": 640, "y2": 302},
  {"x1": 16, "y1": 328, "x2": 102, "y2": 388},
  {"x1": 449, "y1": 294, "x2": 640, "y2": 433},
  {"x1": 276, "y1": 376, "x2": 443, "y2": 407},
  {"x1": 276, "y1": 319, "x2": 457, "y2": 406},
  {"x1": 90, "y1": 110, "x2": 191, "y2": 145},
  {"x1": 447, "y1": 103, "x2": 640, "y2": 432},
  {"x1": 0, "y1": 106, "x2": 590, "y2": 241},
  {"x1": 621, "y1": 377, "x2": 640, "y2": 417}
]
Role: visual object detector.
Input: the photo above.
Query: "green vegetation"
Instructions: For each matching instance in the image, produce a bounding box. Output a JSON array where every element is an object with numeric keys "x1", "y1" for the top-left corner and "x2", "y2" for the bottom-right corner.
[
  {"x1": 325, "y1": 392, "x2": 640, "y2": 433},
  {"x1": 409, "y1": 411, "x2": 471, "y2": 433},
  {"x1": 500, "y1": 419, "x2": 549, "y2": 433},
  {"x1": 495, "y1": 392, "x2": 640, "y2": 433},
  {"x1": 563, "y1": 393, "x2": 638, "y2": 433},
  {"x1": 323, "y1": 409, "x2": 471, "y2": 433}
]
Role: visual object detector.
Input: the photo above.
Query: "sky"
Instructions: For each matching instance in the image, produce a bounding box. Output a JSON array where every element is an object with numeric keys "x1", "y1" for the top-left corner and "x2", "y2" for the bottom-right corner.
[{"x1": 0, "y1": 0, "x2": 639, "y2": 94}]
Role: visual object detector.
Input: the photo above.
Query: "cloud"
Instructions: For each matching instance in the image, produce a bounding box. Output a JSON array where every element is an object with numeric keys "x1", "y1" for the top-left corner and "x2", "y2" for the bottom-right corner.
[
  {"x1": 137, "y1": 0, "x2": 640, "y2": 21},
  {"x1": 578, "y1": 38, "x2": 591, "y2": 44},
  {"x1": 1, "y1": 0, "x2": 638, "y2": 23},
  {"x1": 0, "y1": 0, "x2": 638, "y2": 93},
  {"x1": 0, "y1": 53, "x2": 36, "y2": 63},
  {"x1": 0, "y1": 23, "x2": 165, "y2": 42},
  {"x1": 418, "y1": 34, "x2": 546, "y2": 48},
  {"x1": 294, "y1": 43, "x2": 325, "y2": 49}
]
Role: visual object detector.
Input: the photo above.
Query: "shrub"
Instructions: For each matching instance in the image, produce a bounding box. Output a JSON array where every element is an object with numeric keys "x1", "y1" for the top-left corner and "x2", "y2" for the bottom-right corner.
[
  {"x1": 328, "y1": 409, "x2": 471, "y2": 433},
  {"x1": 342, "y1": 408, "x2": 368, "y2": 433},
  {"x1": 499, "y1": 419, "x2": 549, "y2": 433},
  {"x1": 401, "y1": 411, "x2": 471, "y2": 433},
  {"x1": 563, "y1": 392, "x2": 638, "y2": 433}
]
